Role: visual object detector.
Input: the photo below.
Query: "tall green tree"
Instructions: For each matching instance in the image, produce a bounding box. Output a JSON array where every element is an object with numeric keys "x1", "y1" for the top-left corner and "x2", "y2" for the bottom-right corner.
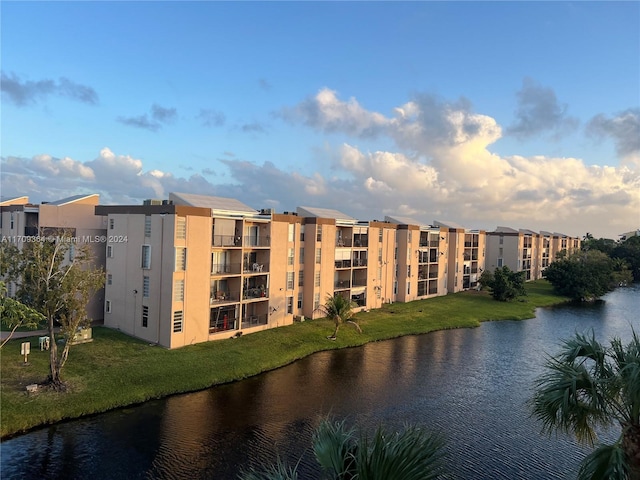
[
  {"x1": 316, "y1": 293, "x2": 362, "y2": 340},
  {"x1": 612, "y1": 236, "x2": 640, "y2": 283},
  {"x1": 543, "y1": 250, "x2": 620, "y2": 301},
  {"x1": 479, "y1": 266, "x2": 527, "y2": 302},
  {"x1": 531, "y1": 330, "x2": 640, "y2": 480},
  {"x1": 241, "y1": 419, "x2": 448, "y2": 480},
  {"x1": 5, "y1": 237, "x2": 104, "y2": 389}
]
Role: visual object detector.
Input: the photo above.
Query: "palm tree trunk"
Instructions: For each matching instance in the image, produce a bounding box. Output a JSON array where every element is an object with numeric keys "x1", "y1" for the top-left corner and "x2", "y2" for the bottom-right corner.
[{"x1": 622, "y1": 422, "x2": 640, "y2": 479}]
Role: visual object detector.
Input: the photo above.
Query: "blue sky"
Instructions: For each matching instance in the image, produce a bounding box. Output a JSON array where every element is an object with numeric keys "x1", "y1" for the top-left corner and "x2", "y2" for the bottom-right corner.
[{"x1": 1, "y1": 1, "x2": 639, "y2": 238}]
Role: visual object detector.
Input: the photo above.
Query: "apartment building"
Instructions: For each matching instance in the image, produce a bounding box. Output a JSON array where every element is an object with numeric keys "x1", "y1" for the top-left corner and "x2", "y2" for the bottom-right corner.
[
  {"x1": 486, "y1": 227, "x2": 581, "y2": 281},
  {"x1": 385, "y1": 216, "x2": 448, "y2": 301},
  {"x1": 95, "y1": 193, "x2": 308, "y2": 349},
  {"x1": 0, "y1": 194, "x2": 106, "y2": 320},
  {"x1": 295, "y1": 206, "x2": 396, "y2": 316},
  {"x1": 433, "y1": 221, "x2": 486, "y2": 293}
]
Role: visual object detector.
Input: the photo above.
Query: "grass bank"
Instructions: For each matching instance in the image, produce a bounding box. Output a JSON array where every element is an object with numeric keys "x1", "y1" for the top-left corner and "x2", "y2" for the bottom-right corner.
[{"x1": 1, "y1": 280, "x2": 568, "y2": 438}]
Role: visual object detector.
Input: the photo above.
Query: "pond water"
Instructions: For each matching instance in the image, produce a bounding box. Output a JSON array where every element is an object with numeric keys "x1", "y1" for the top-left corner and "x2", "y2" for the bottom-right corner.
[{"x1": 2, "y1": 285, "x2": 638, "y2": 479}]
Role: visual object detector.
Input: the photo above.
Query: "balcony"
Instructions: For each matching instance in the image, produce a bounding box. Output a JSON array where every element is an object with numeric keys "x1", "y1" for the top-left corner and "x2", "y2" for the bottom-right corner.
[
  {"x1": 336, "y1": 239, "x2": 353, "y2": 247},
  {"x1": 352, "y1": 278, "x2": 367, "y2": 287},
  {"x1": 210, "y1": 291, "x2": 240, "y2": 304},
  {"x1": 244, "y1": 235, "x2": 270, "y2": 247},
  {"x1": 211, "y1": 263, "x2": 242, "y2": 275},
  {"x1": 352, "y1": 258, "x2": 367, "y2": 267},
  {"x1": 243, "y1": 262, "x2": 269, "y2": 274},
  {"x1": 335, "y1": 260, "x2": 352, "y2": 269},
  {"x1": 244, "y1": 287, "x2": 269, "y2": 300},
  {"x1": 335, "y1": 280, "x2": 351, "y2": 289},
  {"x1": 209, "y1": 315, "x2": 237, "y2": 334},
  {"x1": 212, "y1": 234, "x2": 242, "y2": 247},
  {"x1": 243, "y1": 314, "x2": 268, "y2": 328},
  {"x1": 24, "y1": 226, "x2": 39, "y2": 236}
]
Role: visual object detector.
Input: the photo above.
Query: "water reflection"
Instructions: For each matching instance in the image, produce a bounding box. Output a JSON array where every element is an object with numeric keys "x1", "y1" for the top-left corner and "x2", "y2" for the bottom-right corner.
[{"x1": 2, "y1": 285, "x2": 638, "y2": 480}]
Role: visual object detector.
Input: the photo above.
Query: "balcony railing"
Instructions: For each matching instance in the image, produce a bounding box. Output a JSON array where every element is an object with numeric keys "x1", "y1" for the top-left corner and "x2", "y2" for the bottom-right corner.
[
  {"x1": 210, "y1": 291, "x2": 240, "y2": 304},
  {"x1": 212, "y1": 235, "x2": 242, "y2": 247},
  {"x1": 24, "y1": 226, "x2": 39, "y2": 236},
  {"x1": 336, "y1": 239, "x2": 353, "y2": 247},
  {"x1": 352, "y1": 279, "x2": 367, "y2": 287},
  {"x1": 352, "y1": 258, "x2": 367, "y2": 267},
  {"x1": 211, "y1": 263, "x2": 242, "y2": 275},
  {"x1": 210, "y1": 316, "x2": 237, "y2": 334},
  {"x1": 244, "y1": 287, "x2": 269, "y2": 300},
  {"x1": 243, "y1": 314, "x2": 268, "y2": 328},
  {"x1": 335, "y1": 260, "x2": 352, "y2": 269},
  {"x1": 335, "y1": 280, "x2": 351, "y2": 289},
  {"x1": 243, "y1": 262, "x2": 269, "y2": 273},
  {"x1": 244, "y1": 236, "x2": 270, "y2": 247}
]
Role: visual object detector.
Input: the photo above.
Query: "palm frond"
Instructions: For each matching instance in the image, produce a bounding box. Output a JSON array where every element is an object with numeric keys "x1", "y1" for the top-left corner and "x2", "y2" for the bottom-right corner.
[
  {"x1": 238, "y1": 456, "x2": 299, "y2": 480},
  {"x1": 312, "y1": 418, "x2": 357, "y2": 477},
  {"x1": 577, "y1": 443, "x2": 631, "y2": 480}
]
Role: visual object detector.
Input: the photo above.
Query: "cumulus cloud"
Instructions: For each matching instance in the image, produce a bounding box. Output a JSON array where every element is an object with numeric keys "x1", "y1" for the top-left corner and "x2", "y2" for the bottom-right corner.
[
  {"x1": 1, "y1": 71, "x2": 98, "y2": 106},
  {"x1": 281, "y1": 87, "x2": 390, "y2": 137},
  {"x1": 587, "y1": 108, "x2": 640, "y2": 157},
  {"x1": 117, "y1": 104, "x2": 177, "y2": 131},
  {"x1": 507, "y1": 78, "x2": 579, "y2": 139},
  {"x1": 0, "y1": 148, "x2": 218, "y2": 204}
]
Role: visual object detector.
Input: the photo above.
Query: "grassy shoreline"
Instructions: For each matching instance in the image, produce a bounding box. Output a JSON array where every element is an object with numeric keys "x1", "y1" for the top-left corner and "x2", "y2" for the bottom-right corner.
[{"x1": 1, "y1": 281, "x2": 568, "y2": 439}]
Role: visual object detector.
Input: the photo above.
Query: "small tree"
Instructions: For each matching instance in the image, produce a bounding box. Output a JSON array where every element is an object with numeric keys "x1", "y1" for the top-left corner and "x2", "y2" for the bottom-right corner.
[
  {"x1": 315, "y1": 293, "x2": 362, "y2": 340},
  {"x1": 0, "y1": 281, "x2": 45, "y2": 348},
  {"x1": 7, "y1": 237, "x2": 104, "y2": 389},
  {"x1": 479, "y1": 266, "x2": 526, "y2": 302},
  {"x1": 531, "y1": 330, "x2": 640, "y2": 479}
]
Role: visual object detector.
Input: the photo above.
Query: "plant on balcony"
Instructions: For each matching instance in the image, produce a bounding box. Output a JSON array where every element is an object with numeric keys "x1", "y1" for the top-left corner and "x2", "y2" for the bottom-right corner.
[{"x1": 315, "y1": 294, "x2": 361, "y2": 340}]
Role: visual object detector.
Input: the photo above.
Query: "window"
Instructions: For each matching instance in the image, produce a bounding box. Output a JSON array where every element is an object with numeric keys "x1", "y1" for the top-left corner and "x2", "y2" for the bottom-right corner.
[
  {"x1": 378, "y1": 247, "x2": 382, "y2": 263},
  {"x1": 315, "y1": 272, "x2": 321, "y2": 287},
  {"x1": 315, "y1": 248, "x2": 321, "y2": 264},
  {"x1": 379, "y1": 228, "x2": 383, "y2": 242},
  {"x1": 107, "y1": 245, "x2": 113, "y2": 258},
  {"x1": 300, "y1": 225, "x2": 305, "y2": 241},
  {"x1": 109, "y1": 218, "x2": 114, "y2": 230},
  {"x1": 287, "y1": 296, "x2": 294, "y2": 314},
  {"x1": 142, "y1": 306, "x2": 149, "y2": 328},
  {"x1": 288, "y1": 224, "x2": 294, "y2": 242},
  {"x1": 176, "y1": 217, "x2": 186, "y2": 239},
  {"x1": 393, "y1": 281, "x2": 398, "y2": 295},
  {"x1": 106, "y1": 300, "x2": 112, "y2": 314},
  {"x1": 141, "y1": 245, "x2": 151, "y2": 269},
  {"x1": 175, "y1": 247, "x2": 186, "y2": 271},
  {"x1": 143, "y1": 276, "x2": 150, "y2": 297},
  {"x1": 107, "y1": 274, "x2": 112, "y2": 286},
  {"x1": 10, "y1": 213, "x2": 14, "y2": 229},
  {"x1": 144, "y1": 216, "x2": 152, "y2": 237},
  {"x1": 408, "y1": 231, "x2": 412, "y2": 242},
  {"x1": 286, "y1": 272, "x2": 294, "y2": 290},
  {"x1": 499, "y1": 235, "x2": 504, "y2": 245},
  {"x1": 174, "y1": 279, "x2": 184, "y2": 302},
  {"x1": 407, "y1": 282, "x2": 411, "y2": 294},
  {"x1": 173, "y1": 311, "x2": 183, "y2": 333},
  {"x1": 288, "y1": 248, "x2": 294, "y2": 266},
  {"x1": 297, "y1": 292, "x2": 303, "y2": 309},
  {"x1": 407, "y1": 266, "x2": 411, "y2": 278},
  {"x1": 299, "y1": 247, "x2": 304, "y2": 264},
  {"x1": 314, "y1": 293, "x2": 320, "y2": 310},
  {"x1": 316, "y1": 225, "x2": 322, "y2": 242},
  {"x1": 499, "y1": 248, "x2": 503, "y2": 256},
  {"x1": 298, "y1": 270, "x2": 304, "y2": 286}
]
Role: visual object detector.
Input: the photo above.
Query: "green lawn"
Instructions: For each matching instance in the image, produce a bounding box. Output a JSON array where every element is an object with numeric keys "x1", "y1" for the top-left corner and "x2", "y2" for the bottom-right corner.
[{"x1": 0, "y1": 280, "x2": 568, "y2": 438}]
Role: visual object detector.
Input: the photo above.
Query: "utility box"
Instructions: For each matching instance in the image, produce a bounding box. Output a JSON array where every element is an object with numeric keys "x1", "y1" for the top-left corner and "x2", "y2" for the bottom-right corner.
[{"x1": 71, "y1": 327, "x2": 93, "y2": 345}]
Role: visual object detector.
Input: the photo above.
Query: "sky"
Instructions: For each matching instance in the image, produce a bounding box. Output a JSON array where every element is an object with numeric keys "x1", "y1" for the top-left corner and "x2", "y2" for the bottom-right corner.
[{"x1": 1, "y1": 1, "x2": 639, "y2": 239}]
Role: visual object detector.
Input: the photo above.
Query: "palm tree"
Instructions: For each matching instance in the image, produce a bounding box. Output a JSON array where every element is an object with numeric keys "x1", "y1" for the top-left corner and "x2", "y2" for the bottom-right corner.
[
  {"x1": 530, "y1": 330, "x2": 640, "y2": 479},
  {"x1": 240, "y1": 419, "x2": 448, "y2": 480},
  {"x1": 315, "y1": 293, "x2": 362, "y2": 340}
]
